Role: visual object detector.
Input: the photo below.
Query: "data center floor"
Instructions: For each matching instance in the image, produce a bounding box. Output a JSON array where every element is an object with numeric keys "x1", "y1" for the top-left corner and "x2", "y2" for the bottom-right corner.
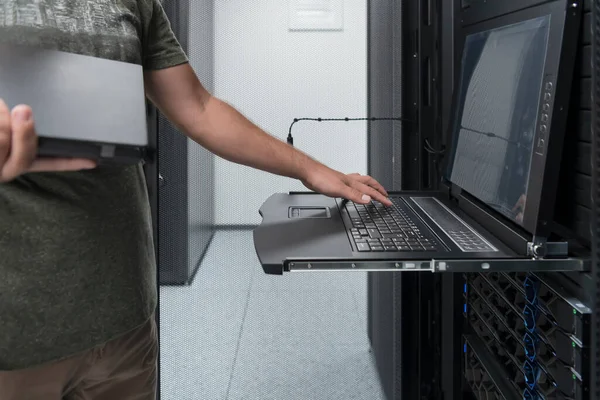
[{"x1": 159, "y1": 230, "x2": 386, "y2": 400}]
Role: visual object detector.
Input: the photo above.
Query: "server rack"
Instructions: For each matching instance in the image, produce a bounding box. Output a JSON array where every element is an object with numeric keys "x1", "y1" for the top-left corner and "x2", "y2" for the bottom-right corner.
[
  {"x1": 367, "y1": 0, "x2": 442, "y2": 398},
  {"x1": 368, "y1": 0, "x2": 598, "y2": 399},
  {"x1": 149, "y1": 2, "x2": 216, "y2": 399},
  {"x1": 145, "y1": 99, "x2": 161, "y2": 400},
  {"x1": 455, "y1": 1, "x2": 593, "y2": 399},
  {"x1": 157, "y1": 0, "x2": 216, "y2": 286},
  {"x1": 366, "y1": 2, "x2": 403, "y2": 399}
]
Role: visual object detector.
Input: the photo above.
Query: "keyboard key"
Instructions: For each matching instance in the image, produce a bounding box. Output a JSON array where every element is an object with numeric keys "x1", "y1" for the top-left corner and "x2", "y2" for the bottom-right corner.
[
  {"x1": 379, "y1": 232, "x2": 393, "y2": 238},
  {"x1": 368, "y1": 229, "x2": 382, "y2": 239},
  {"x1": 357, "y1": 243, "x2": 371, "y2": 252}
]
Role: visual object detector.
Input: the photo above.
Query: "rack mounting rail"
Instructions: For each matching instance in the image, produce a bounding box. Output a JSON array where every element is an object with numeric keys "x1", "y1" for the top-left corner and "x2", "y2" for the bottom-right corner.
[{"x1": 285, "y1": 257, "x2": 588, "y2": 273}]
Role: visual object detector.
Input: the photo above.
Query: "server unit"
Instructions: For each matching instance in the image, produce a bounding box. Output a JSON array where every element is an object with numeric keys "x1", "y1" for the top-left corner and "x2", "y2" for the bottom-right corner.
[
  {"x1": 158, "y1": 0, "x2": 216, "y2": 286},
  {"x1": 463, "y1": 271, "x2": 591, "y2": 399},
  {"x1": 367, "y1": 0, "x2": 596, "y2": 399}
]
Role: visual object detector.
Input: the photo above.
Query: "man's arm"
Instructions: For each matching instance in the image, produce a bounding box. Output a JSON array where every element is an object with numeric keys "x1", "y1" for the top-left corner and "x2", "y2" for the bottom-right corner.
[{"x1": 144, "y1": 63, "x2": 390, "y2": 205}]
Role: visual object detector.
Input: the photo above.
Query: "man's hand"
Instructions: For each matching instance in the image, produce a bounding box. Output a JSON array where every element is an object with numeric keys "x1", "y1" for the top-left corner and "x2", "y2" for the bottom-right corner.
[
  {"x1": 301, "y1": 166, "x2": 392, "y2": 206},
  {"x1": 0, "y1": 100, "x2": 96, "y2": 183}
]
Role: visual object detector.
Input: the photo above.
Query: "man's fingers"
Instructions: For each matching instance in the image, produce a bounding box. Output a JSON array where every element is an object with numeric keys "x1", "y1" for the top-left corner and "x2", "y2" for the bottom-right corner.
[
  {"x1": 0, "y1": 103, "x2": 95, "y2": 180},
  {"x1": 341, "y1": 184, "x2": 371, "y2": 204},
  {"x1": 353, "y1": 174, "x2": 389, "y2": 197},
  {"x1": 2, "y1": 106, "x2": 37, "y2": 180},
  {"x1": 28, "y1": 157, "x2": 97, "y2": 173},
  {"x1": 352, "y1": 181, "x2": 392, "y2": 206},
  {"x1": 0, "y1": 99, "x2": 11, "y2": 170}
]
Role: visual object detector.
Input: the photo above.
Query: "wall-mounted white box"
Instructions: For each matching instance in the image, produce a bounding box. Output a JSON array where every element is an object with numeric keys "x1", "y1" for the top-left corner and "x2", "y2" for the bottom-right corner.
[{"x1": 289, "y1": 0, "x2": 344, "y2": 31}]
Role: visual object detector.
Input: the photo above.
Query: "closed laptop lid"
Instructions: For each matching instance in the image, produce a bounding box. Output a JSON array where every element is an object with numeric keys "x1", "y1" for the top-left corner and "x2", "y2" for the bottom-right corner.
[{"x1": 0, "y1": 43, "x2": 148, "y2": 147}]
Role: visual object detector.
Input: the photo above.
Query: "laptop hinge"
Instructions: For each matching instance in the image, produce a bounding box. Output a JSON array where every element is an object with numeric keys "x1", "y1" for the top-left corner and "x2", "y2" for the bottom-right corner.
[
  {"x1": 438, "y1": 180, "x2": 452, "y2": 199},
  {"x1": 527, "y1": 235, "x2": 569, "y2": 259},
  {"x1": 449, "y1": 182, "x2": 461, "y2": 200}
]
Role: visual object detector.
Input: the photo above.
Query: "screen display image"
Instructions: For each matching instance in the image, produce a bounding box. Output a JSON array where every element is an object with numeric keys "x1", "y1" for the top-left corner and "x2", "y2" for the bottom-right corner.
[{"x1": 446, "y1": 15, "x2": 551, "y2": 226}]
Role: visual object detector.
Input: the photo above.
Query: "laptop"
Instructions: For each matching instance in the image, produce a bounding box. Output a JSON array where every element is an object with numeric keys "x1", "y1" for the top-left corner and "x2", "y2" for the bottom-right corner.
[
  {"x1": 253, "y1": 0, "x2": 585, "y2": 275},
  {"x1": 0, "y1": 43, "x2": 148, "y2": 164}
]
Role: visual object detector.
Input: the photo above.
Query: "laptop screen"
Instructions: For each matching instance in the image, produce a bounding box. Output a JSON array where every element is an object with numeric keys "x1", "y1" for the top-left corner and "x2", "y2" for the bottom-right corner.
[{"x1": 446, "y1": 15, "x2": 551, "y2": 227}]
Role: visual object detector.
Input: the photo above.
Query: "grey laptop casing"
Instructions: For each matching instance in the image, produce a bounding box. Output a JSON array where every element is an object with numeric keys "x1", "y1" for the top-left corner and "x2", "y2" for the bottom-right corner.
[{"x1": 0, "y1": 43, "x2": 148, "y2": 163}]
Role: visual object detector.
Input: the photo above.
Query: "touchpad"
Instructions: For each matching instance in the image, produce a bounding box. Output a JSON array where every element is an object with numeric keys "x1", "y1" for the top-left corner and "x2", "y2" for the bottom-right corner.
[{"x1": 288, "y1": 207, "x2": 331, "y2": 219}]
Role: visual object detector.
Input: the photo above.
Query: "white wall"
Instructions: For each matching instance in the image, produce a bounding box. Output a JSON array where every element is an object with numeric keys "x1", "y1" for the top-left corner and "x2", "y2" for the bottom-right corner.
[{"x1": 213, "y1": 0, "x2": 368, "y2": 225}]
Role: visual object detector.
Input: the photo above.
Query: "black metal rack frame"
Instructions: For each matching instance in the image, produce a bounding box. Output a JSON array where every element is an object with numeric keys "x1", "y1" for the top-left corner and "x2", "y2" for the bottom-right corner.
[{"x1": 590, "y1": 0, "x2": 600, "y2": 398}]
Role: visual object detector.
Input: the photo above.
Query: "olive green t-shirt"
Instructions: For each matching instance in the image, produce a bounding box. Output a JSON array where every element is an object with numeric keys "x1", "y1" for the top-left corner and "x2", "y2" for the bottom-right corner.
[{"x1": 0, "y1": 0, "x2": 188, "y2": 370}]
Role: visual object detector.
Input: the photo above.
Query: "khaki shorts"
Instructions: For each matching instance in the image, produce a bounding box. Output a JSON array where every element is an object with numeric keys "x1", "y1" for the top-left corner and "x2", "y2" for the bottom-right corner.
[{"x1": 0, "y1": 317, "x2": 158, "y2": 400}]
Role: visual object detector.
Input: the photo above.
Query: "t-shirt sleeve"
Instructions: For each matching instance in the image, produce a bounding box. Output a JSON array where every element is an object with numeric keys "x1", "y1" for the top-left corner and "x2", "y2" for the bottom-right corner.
[{"x1": 142, "y1": 0, "x2": 189, "y2": 70}]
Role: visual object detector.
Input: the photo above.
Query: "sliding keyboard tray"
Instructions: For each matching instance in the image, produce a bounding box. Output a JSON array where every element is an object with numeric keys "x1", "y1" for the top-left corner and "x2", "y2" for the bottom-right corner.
[
  {"x1": 284, "y1": 257, "x2": 588, "y2": 273},
  {"x1": 253, "y1": 192, "x2": 589, "y2": 275}
]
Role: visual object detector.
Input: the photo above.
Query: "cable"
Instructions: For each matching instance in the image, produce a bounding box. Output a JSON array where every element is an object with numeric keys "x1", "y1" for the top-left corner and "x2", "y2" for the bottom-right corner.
[
  {"x1": 286, "y1": 116, "x2": 412, "y2": 146},
  {"x1": 523, "y1": 273, "x2": 541, "y2": 398},
  {"x1": 460, "y1": 126, "x2": 532, "y2": 151},
  {"x1": 424, "y1": 138, "x2": 445, "y2": 154}
]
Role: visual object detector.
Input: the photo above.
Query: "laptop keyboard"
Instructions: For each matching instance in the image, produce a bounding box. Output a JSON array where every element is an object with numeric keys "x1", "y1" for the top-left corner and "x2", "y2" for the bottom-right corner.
[{"x1": 343, "y1": 199, "x2": 443, "y2": 252}]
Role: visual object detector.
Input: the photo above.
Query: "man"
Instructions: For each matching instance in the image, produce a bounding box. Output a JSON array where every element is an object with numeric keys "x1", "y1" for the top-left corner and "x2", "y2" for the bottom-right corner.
[{"x1": 0, "y1": 1, "x2": 390, "y2": 399}]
